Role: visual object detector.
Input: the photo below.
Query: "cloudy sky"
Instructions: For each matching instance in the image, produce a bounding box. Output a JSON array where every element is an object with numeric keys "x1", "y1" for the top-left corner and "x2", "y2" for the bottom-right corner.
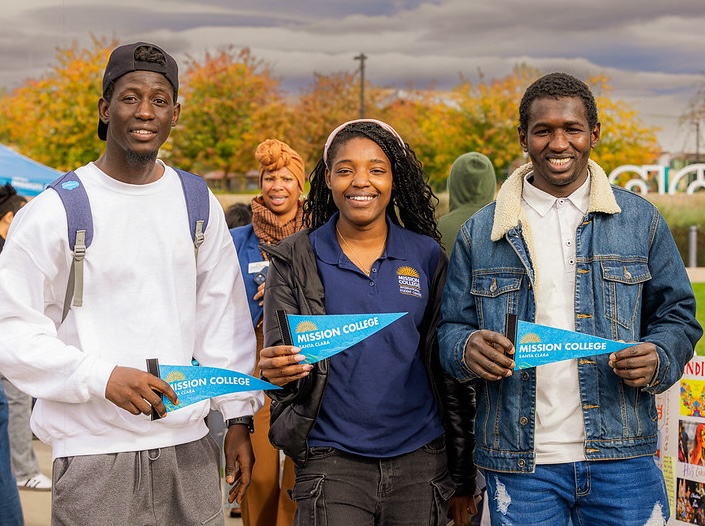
[{"x1": 2, "y1": 0, "x2": 704, "y2": 154}]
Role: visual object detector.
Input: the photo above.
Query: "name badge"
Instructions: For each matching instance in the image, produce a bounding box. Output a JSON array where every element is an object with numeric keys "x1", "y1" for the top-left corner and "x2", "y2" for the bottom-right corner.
[{"x1": 248, "y1": 261, "x2": 269, "y2": 274}]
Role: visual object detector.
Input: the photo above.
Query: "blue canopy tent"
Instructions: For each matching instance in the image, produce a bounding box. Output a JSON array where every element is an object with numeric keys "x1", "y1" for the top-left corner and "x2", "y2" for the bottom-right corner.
[{"x1": 0, "y1": 144, "x2": 61, "y2": 197}]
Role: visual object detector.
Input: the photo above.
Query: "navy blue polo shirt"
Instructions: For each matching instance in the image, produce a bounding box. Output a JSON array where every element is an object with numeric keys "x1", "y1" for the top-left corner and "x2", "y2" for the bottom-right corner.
[{"x1": 307, "y1": 214, "x2": 444, "y2": 457}]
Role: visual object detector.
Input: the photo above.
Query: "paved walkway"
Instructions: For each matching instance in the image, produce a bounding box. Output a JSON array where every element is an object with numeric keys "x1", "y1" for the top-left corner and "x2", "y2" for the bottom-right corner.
[
  {"x1": 20, "y1": 439, "x2": 244, "y2": 526},
  {"x1": 688, "y1": 267, "x2": 705, "y2": 282}
]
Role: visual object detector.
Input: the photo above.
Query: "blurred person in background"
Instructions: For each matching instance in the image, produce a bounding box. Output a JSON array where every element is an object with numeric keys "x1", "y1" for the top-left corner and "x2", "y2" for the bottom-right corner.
[
  {"x1": 437, "y1": 152, "x2": 496, "y2": 525},
  {"x1": 227, "y1": 138, "x2": 304, "y2": 524},
  {"x1": 0, "y1": 183, "x2": 51, "y2": 491},
  {"x1": 225, "y1": 202, "x2": 252, "y2": 230},
  {"x1": 0, "y1": 182, "x2": 25, "y2": 525},
  {"x1": 437, "y1": 152, "x2": 496, "y2": 255},
  {"x1": 0, "y1": 183, "x2": 27, "y2": 252}
]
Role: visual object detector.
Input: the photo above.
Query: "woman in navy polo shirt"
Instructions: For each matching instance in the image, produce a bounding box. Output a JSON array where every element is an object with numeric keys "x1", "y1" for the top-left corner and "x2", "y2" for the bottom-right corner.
[{"x1": 258, "y1": 120, "x2": 477, "y2": 526}]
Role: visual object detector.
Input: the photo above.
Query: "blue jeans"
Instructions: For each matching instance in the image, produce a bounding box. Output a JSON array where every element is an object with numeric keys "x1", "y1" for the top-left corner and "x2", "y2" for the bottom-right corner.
[
  {"x1": 292, "y1": 436, "x2": 454, "y2": 526},
  {"x1": 0, "y1": 382, "x2": 23, "y2": 526},
  {"x1": 484, "y1": 457, "x2": 668, "y2": 526}
]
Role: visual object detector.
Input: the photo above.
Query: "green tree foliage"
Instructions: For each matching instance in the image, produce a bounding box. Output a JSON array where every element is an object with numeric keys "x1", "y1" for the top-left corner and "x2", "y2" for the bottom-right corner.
[
  {"x1": 378, "y1": 89, "x2": 457, "y2": 190},
  {"x1": 450, "y1": 66, "x2": 538, "y2": 181}
]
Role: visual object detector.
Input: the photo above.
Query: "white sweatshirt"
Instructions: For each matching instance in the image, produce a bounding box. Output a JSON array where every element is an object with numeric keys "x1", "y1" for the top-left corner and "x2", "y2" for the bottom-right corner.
[{"x1": 0, "y1": 162, "x2": 261, "y2": 459}]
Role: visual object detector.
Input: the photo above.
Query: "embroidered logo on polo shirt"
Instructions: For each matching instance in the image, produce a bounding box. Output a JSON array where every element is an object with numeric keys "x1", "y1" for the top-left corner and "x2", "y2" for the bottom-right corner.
[{"x1": 397, "y1": 266, "x2": 421, "y2": 297}]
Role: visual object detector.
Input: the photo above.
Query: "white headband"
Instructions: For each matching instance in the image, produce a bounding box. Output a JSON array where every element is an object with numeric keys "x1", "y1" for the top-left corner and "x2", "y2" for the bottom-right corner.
[{"x1": 322, "y1": 118, "x2": 406, "y2": 164}]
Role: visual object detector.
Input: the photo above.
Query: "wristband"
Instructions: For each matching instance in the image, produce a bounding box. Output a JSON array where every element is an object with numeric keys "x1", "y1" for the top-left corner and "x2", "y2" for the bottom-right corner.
[{"x1": 226, "y1": 416, "x2": 254, "y2": 433}]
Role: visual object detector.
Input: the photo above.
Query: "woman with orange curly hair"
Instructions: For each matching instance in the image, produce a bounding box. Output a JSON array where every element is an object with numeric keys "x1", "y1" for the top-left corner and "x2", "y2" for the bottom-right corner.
[{"x1": 227, "y1": 138, "x2": 304, "y2": 525}]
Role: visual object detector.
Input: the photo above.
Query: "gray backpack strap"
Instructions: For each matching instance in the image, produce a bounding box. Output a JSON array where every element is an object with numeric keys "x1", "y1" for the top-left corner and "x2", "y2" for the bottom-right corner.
[
  {"x1": 174, "y1": 169, "x2": 210, "y2": 262},
  {"x1": 48, "y1": 171, "x2": 93, "y2": 322}
]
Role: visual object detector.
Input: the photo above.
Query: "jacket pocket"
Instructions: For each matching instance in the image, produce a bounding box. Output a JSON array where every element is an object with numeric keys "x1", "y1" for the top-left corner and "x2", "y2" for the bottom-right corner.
[
  {"x1": 601, "y1": 261, "x2": 651, "y2": 329},
  {"x1": 471, "y1": 272, "x2": 523, "y2": 330}
]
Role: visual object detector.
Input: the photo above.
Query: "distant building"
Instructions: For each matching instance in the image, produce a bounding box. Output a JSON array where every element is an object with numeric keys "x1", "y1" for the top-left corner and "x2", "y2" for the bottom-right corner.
[{"x1": 204, "y1": 169, "x2": 259, "y2": 193}]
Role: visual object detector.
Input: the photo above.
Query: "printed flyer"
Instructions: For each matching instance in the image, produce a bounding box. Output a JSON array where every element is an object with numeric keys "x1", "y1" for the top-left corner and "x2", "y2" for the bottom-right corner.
[{"x1": 657, "y1": 355, "x2": 705, "y2": 525}]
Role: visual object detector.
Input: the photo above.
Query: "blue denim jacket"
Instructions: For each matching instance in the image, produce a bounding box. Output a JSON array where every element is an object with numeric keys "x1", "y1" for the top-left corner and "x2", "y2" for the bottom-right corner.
[{"x1": 438, "y1": 160, "x2": 702, "y2": 473}]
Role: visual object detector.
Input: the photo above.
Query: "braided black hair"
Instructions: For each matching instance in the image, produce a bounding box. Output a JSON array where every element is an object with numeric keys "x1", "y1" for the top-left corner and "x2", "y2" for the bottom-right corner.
[
  {"x1": 0, "y1": 183, "x2": 27, "y2": 218},
  {"x1": 303, "y1": 121, "x2": 441, "y2": 243},
  {"x1": 519, "y1": 72, "x2": 598, "y2": 131}
]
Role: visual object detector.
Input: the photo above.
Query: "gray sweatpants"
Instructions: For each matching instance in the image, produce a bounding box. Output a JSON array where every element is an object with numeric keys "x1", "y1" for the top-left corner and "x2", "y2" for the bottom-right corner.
[{"x1": 51, "y1": 434, "x2": 224, "y2": 526}]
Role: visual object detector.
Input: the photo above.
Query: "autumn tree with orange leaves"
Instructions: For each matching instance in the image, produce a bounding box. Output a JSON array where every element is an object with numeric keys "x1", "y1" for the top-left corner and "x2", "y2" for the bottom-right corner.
[
  {"x1": 396, "y1": 66, "x2": 659, "y2": 189},
  {"x1": 0, "y1": 36, "x2": 116, "y2": 171},
  {"x1": 0, "y1": 40, "x2": 660, "y2": 191},
  {"x1": 288, "y1": 71, "x2": 387, "y2": 171},
  {"x1": 166, "y1": 47, "x2": 292, "y2": 186},
  {"x1": 589, "y1": 74, "x2": 660, "y2": 172}
]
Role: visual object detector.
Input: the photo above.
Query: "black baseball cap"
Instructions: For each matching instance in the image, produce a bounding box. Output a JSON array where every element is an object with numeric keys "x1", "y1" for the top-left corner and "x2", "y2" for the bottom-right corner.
[{"x1": 97, "y1": 42, "x2": 179, "y2": 141}]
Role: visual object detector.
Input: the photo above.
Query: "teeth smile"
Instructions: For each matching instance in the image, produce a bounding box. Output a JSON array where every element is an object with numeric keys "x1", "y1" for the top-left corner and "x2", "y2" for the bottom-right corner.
[
  {"x1": 348, "y1": 196, "x2": 374, "y2": 201},
  {"x1": 549, "y1": 158, "x2": 570, "y2": 165}
]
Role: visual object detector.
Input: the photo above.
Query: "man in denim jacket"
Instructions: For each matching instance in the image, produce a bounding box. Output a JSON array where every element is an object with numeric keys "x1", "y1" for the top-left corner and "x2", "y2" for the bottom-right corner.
[{"x1": 438, "y1": 72, "x2": 702, "y2": 526}]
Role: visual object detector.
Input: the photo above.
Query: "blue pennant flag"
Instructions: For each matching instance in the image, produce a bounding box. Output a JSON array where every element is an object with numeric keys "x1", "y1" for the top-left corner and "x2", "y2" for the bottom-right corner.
[
  {"x1": 277, "y1": 311, "x2": 407, "y2": 364},
  {"x1": 508, "y1": 316, "x2": 638, "y2": 369},
  {"x1": 157, "y1": 364, "x2": 280, "y2": 413}
]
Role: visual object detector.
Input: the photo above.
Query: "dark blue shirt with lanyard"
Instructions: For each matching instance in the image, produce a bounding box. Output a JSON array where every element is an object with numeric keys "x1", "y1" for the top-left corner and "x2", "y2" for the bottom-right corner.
[{"x1": 307, "y1": 213, "x2": 444, "y2": 457}]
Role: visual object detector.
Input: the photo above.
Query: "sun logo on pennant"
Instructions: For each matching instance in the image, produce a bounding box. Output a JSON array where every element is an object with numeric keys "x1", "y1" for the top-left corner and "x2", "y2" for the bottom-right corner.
[
  {"x1": 295, "y1": 321, "x2": 318, "y2": 333},
  {"x1": 397, "y1": 266, "x2": 420, "y2": 278},
  {"x1": 164, "y1": 371, "x2": 187, "y2": 383},
  {"x1": 519, "y1": 333, "x2": 541, "y2": 344}
]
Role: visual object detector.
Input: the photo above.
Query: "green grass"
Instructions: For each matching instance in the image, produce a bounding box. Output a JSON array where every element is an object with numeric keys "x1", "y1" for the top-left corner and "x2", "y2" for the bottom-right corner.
[{"x1": 694, "y1": 282, "x2": 705, "y2": 356}]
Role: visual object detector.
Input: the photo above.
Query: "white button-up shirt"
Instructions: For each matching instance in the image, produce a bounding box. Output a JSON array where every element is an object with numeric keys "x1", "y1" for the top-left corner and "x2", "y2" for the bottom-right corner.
[{"x1": 522, "y1": 173, "x2": 590, "y2": 464}]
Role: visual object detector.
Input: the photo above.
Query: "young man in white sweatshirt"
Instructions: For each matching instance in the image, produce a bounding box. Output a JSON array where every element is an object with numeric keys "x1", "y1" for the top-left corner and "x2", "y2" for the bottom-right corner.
[{"x1": 0, "y1": 42, "x2": 261, "y2": 525}]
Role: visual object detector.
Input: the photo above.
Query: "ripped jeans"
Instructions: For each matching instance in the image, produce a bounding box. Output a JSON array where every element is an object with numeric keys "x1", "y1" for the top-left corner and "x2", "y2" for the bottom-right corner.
[
  {"x1": 291, "y1": 435, "x2": 454, "y2": 526},
  {"x1": 484, "y1": 456, "x2": 668, "y2": 526}
]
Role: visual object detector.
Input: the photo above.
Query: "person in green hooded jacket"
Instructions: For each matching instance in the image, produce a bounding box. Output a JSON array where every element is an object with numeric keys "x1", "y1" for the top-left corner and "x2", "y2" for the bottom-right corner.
[{"x1": 438, "y1": 152, "x2": 496, "y2": 254}]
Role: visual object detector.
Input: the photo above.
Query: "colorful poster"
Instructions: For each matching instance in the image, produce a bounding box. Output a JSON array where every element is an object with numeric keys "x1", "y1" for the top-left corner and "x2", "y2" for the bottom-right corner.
[
  {"x1": 507, "y1": 315, "x2": 638, "y2": 369},
  {"x1": 151, "y1": 362, "x2": 280, "y2": 413},
  {"x1": 658, "y1": 355, "x2": 705, "y2": 525},
  {"x1": 682, "y1": 380, "x2": 705, "y2": 418},
  {"x1": 277, "y1": 311, "x2": 407, "y2": 364}
]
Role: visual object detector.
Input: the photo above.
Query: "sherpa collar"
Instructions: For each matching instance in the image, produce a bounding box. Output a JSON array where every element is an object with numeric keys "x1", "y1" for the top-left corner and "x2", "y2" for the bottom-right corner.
[{"x1": 490, "y1": 159, "x2": 621, "y2": 241}]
